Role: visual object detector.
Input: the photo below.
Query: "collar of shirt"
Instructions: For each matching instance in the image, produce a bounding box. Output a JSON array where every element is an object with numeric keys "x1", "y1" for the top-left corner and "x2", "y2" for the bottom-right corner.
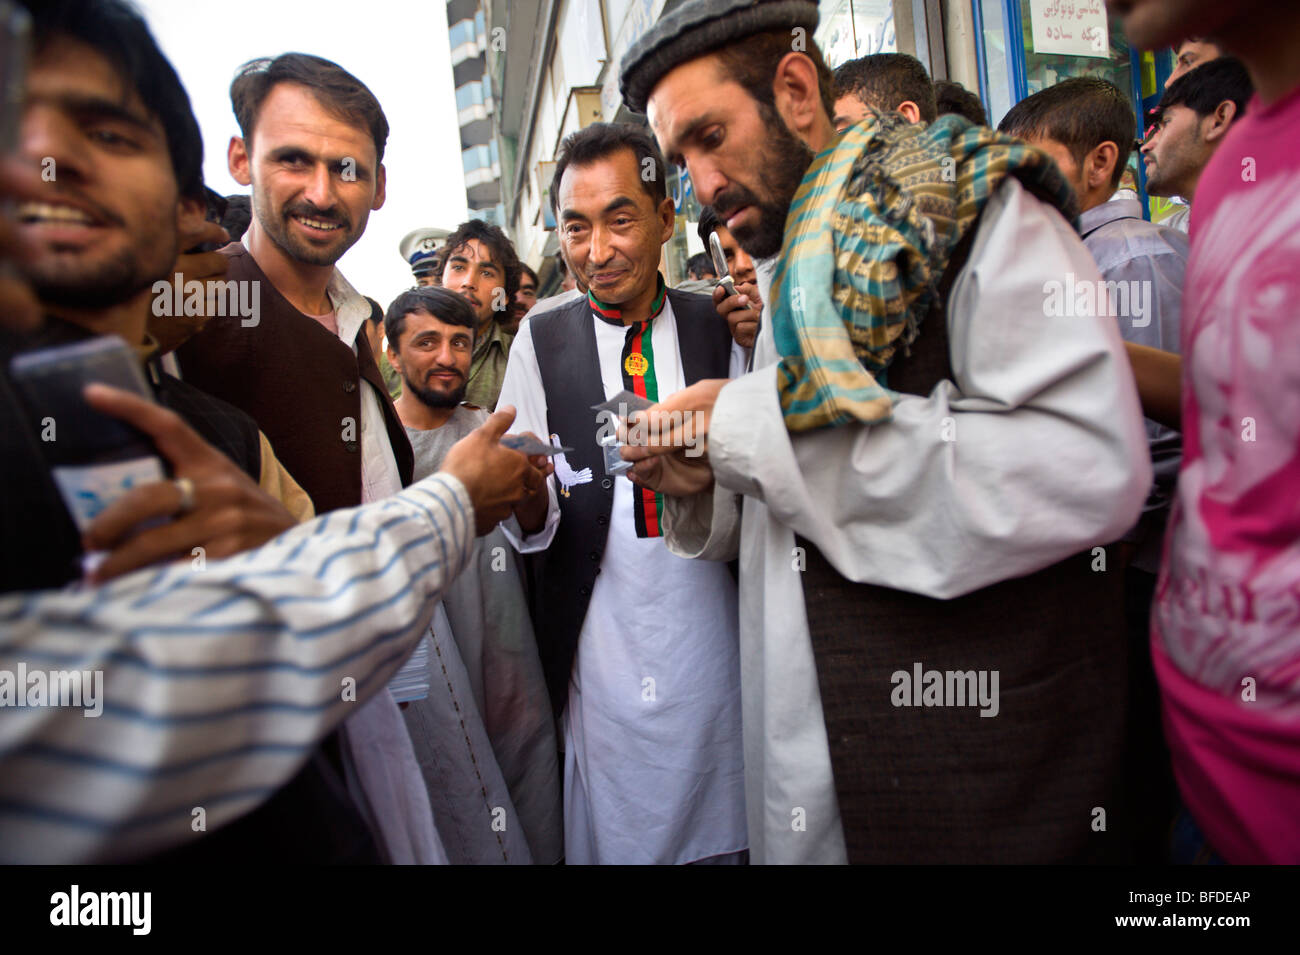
[
  {"x1": 472, "y1": 315, "x2": 511, "y2": 361},
  {"x1": 1079, "y1": 196, "x2": 1145, "y2": 238},
  {"x1": 587, "y1": 273, "x2": 667, "y2": 327},
  {"x1": 324, "y1": 268, "x2": 370, "y2": 350}
]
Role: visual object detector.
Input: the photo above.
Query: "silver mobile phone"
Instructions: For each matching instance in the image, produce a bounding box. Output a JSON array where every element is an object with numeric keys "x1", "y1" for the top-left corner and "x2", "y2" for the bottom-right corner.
[
  {"x1": 9, "y1": 337, "x2": 166, "y2": 534},
  {"x1": 709, "y1": 231, "x2": 737, "y2": 298}
]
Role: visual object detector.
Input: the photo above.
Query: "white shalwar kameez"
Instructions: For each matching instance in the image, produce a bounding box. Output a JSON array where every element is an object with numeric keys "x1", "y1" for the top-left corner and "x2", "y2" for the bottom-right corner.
[{"x1": 499, "y1": 297, "x2": 747, "y2": 865}]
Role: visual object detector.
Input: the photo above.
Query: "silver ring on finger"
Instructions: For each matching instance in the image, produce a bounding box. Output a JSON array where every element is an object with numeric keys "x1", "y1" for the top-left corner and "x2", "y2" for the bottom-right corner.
[{"x1": 174, "y1": 476, "x2": 197, "y2": 515}]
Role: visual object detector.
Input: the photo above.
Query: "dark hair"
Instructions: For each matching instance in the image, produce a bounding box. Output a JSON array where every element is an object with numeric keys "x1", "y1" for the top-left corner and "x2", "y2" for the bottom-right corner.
[
  {"x1": 554, "y1": 252, "x2": 568, "y2": 276},
  {"x1": 25, "y1": 0, "x2": 205, "y2": 199},
  {"x1": 833, "y1": 53, "x2": 937, "y2": 124},
  {"x1": 439, "y1": 218, "x2": 522, "y2": 303},
  {"x1": 221, "y1": 194, "x2": 252, "y2": 242},
  {"x1": 697, "y1": 205, "x2": 721, "y2": 246},
  {"x1": 518, "y1": 263, "x2": 538, "y2": 288},
  {"x1": 998, "y1": 77, "x2": 1135, "y2": 189},
  {"x1": 551, "y1": 122, "x2": 668, "y2": 216},
  {"x1": 686, "y1": 251, "x2": 715, "y2": 280},
  {"x1": 713, "y1": 28, "x2": 836, "y2": 124},
  {"x1": 384, "y1": 286, "x2": 477, "y2": 349},
  {"x1": 1157, "y1": 55, "x2": 1252, "y2": 124},
  {"x1": 231, "y1": 53, "x2": 390, "y2": 163},
  {"x1": 934, "y1": 80, "x2": 987, "y2": 126}
]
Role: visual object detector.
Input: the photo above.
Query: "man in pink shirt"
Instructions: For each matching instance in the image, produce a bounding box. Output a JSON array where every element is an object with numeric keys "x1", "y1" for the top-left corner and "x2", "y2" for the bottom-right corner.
[{"x1": 1109, "y1": 0, "x2": 1300, "y2": 863}]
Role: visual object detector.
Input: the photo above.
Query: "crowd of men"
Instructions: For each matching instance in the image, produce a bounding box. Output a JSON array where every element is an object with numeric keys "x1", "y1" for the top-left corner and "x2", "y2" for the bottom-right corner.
[{"x1": 0, "y1": 0, "x2": 1295, "y2": 865}]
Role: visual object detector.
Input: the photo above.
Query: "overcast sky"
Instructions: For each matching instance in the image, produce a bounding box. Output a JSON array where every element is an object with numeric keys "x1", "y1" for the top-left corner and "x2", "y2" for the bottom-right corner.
[{"x1": 136, "y1": 0, "x2": 470, "y2": 309}]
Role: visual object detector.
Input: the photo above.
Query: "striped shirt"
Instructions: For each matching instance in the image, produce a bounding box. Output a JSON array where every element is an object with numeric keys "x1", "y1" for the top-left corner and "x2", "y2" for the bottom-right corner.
[{"x1": 0, "y1": 474, "x2": 473, "y2": 863}]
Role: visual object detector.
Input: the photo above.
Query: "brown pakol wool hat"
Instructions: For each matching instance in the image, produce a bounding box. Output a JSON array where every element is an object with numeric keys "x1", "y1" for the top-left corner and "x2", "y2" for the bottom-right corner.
[{"x1": 619, "y1": 0, "x2": 819, "y2": 114}]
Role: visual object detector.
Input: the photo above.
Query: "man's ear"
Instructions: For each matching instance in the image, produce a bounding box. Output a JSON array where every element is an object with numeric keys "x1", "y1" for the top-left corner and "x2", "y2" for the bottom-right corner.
[
  {"x1": 897, "y1": 101, "x2": 922, "y2": 124},
  {"x1": 771, "y1": 51, "x2": 829, "y2": 149},
  {"x1": 386, "y1": 339, "x2": 401, "y2": 374},
  {"x1": 372, "y1": 162, "x2": 387, "y2": 211},
  {"x1": 1204, "y1": 100, "x2": 1238, "y2": 144},
  {"x1": 228, "y1": 136, "x2": 252, "y2": 187},
  {"x1": 1087, "y1": 141, "x2": 1120, "y2": 190},
  {"x1": 657, "y1": 195, "x2": 675, "y2": 243}
]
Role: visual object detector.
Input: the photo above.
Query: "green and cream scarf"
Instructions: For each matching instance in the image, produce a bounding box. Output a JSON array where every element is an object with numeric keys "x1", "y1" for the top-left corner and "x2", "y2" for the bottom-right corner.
[{"x1": 771, "y1": 109, "x2": 1078, "y2": 432}]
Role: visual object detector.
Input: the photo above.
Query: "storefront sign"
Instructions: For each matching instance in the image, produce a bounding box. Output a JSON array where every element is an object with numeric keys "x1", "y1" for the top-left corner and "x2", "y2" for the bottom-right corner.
[{"x1": 1029, "y1": 0, "x2": 1110, "y2": 59}]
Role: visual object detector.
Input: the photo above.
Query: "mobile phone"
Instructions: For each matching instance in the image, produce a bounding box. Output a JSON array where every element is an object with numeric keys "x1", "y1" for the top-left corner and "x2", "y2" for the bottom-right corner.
[
  {"x1": 9, "y1": 337, "x2": 167, "y2": 535},
  {"x1": 0, "y1": 0, "x2": 32, "y2": 155},
  {"x1": 709, "y1": 231, "x2": 737, "y2": 298}
]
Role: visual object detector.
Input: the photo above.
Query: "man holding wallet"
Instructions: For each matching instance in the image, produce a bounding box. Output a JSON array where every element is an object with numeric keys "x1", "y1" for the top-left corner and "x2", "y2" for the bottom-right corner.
[{"x1": 495, "y1": 120, "x2": 746, "y2": 865}]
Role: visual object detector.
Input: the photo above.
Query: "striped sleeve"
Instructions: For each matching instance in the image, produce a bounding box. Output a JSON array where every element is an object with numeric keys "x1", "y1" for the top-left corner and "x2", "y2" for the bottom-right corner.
[{"x1": 0, "y1": 473, "x2": 473, "y2": 863}]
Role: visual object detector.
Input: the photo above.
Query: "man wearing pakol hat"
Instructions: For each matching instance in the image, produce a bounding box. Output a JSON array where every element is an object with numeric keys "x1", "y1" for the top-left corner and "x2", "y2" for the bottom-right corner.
[
  {"x1": 400, "y1": 226, "x2": 450, "y2": 286},
  {"x1": 618, "y1": 0, "x2": 1152, "y2": 864}
]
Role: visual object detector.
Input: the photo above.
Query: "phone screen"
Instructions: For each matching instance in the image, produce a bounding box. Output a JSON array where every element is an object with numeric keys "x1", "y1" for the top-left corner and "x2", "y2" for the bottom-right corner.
[{"x1": 9, "y1": 337, "x2": 166, "y2": 534}]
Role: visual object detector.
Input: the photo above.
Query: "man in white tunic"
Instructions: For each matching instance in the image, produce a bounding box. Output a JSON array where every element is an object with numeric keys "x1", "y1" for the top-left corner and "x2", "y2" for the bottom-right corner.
[
  {"x1": 619, "y1": 0, "x2": 1152, "y2": 863},
  {"x1": 496, "y1": 122, "x2": 746, "y2": 864}
]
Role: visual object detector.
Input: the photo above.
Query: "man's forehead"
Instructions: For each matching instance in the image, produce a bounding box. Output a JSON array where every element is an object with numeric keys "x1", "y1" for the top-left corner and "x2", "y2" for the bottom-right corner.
[
  {"x1": 406, "y1": 309, "x2": 470, "y2": 334},
  {"x1": 558, "y1": 149, "x2": 645, "y2": 208},
  {"x1": 249, "y1": 83, "x2": 377, "y2": 161},
  {"x1": 30, "y1": 36, "x2": 157, "y2": 129},
  {"x1": 446, "y1": 238, "x2": 498, "y2": 266},
  {"x1": 646, "y1": 55, "x2": 731, "y2": 153}
]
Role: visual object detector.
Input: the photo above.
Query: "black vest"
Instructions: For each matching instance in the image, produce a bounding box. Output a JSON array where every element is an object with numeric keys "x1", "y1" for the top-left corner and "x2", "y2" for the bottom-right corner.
[
  {"x1": 797, "y1": 222, "x2": 1132, "y2": 863},
  {"x1": 176, "y1": 244, "x2": 414, "y2": 513},
  {"x1": 527, "y1": 288, "x2": 733, "y2": 714}
]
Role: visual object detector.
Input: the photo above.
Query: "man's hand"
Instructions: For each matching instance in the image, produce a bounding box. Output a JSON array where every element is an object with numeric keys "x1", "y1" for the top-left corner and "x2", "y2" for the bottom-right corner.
[
  {"x1": 441, "y1": 406, "x2": 536, "y2": 535},
  {"x1": 509, "y1": 431, "x2": 554, "y2": 534},
  {"x1": 147, "y1": 221, "x2": 231, "y2": 355},
  {"x1": 618, "y1": 377, "x2": 728, "y2": 459},
  {"x1": 627, "y1": 450, "x2": 715, "y2": 497},
  {"x1": 617, "y1": 377, "x2": 729, "y2": 497},
  {"x1": 713, "y1": 281, "x2": 761, "y2": 349},
  {"x1": 1123, "y1": 341, "x2": 1181, "y2": 430},
  {"x1": 81, "y1": 384, "x2": 297, "y2": 582},
  {"x1": 0, "y1": 158, "x2": 46, "y2": 334}
]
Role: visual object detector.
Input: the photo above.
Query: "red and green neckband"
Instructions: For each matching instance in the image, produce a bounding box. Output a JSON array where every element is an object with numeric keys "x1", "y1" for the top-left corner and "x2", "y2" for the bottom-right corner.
[{"x1": 590, "y1": 276, "x2": 667, "y2": 539}]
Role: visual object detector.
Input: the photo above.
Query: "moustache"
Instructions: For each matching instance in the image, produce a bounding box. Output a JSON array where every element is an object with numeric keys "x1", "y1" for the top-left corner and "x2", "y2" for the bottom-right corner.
[
  {"x1": 708, "y1": 186, "x2": 763, "y2": 222},
  {"x1": 581, "y1": 255, "x2": 634, "y2": 282}
]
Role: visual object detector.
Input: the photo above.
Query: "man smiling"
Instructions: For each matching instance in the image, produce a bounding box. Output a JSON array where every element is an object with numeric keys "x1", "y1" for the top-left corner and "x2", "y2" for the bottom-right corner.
[
  {"x1": 174, "y1": 53, "x2": 432, "y2": 863},
  {"x1": 495, "y1": 122, "x2": 744, "y2": 864},
  {"x1": 177, "y1": 53, "x2": 409, "y2": 515}
]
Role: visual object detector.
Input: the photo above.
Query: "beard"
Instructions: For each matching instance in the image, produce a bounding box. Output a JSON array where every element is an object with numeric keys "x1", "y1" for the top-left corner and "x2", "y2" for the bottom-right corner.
[
  {"x1": 23, "y1": 244, "x2": 169, "y2": 309},
  {"x1": 404, "y1": 368, "x2": 467, "y2": 409},
  {"x1": 711, "y1": 107, "x2": 815, "y2": 260},
  {"x1": 255, "y1": 193, "x2": 360, "y2": 267},
  {"x1": 21, "y1": 208, "x2": 176, "y2": 310}
]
